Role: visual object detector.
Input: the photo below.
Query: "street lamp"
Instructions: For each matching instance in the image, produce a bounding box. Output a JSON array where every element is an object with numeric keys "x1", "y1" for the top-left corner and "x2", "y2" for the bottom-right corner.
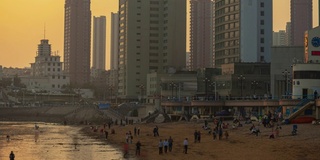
[
  {"x1": 209, "y1": 82, "x2": 217, "y2": 101},
  {"x1": 109, "y1": 85, "x2": 114, "y2": 102},
  {"x1": 138, "y1": 84, "x2": 145, "y2": 103},
  {"x1": 169, "y1": 81, "x2": 175, "y2": 100},
  {"x1": 282, "y1": 69, "x2": 290, "y2": 98},
  {"x1": 251, "y1": 81, "x2": 258, "y2": 95},
  {"x1": 238, "y1": 75, "x2": 245, "y2": 98},
  {"x1": 203, "y1": 78, "x2": 210, "y2": 100}
]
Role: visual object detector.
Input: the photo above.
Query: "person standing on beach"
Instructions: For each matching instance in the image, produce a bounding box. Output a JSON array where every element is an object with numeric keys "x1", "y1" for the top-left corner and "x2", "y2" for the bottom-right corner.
[
  {"x1": 218, "y1": 128, "x2": 223, "y2": 140},
  {"x1": 156, "y1": 125, "x2": 159, "y2": 136},
  {"x1": 134, "y1": 126, "x2": 137, "y2": 136},
  {"x1": 158, "y1": 139, "x2": 163, "y2": 154},
  {"x1": 163, "y1": 139, "x2": 169, "y2": 153},
  {"x1": 136, "y1": 140, "x2": 141, "y2": 156},
  {"x1": 194, "y1": 130, "x2": 198, "y2": 143},
  {"x1": 123, "y1": 143, "x2": 129, "y2": 158},
  {"x1": 138, "y1": 127, "x2": 140, "y2": 136},
  {"x1": 213, "y1": 127, "x2": 217, "y2": 140},
  {"x1": 153, "y1": 127, "x2": 157, "y2": 137},
  {"x1": 105, "y1": 130, "x2": 108, "y2": 139},
  {"x1": 126, "y1": 133, "x2": 129, "y2": 143},
  {"x1": 168, "y1": 136, "x2": 173, "y2": 152},
  {"x1": 9, "y1": 151, "x2": 15, "y2": 160},
  {"x1": 183, "y1": 138, "x2": 188, "y2": 154},
  {"x1": 197, "y1": 131, "x2": 201, "y2": 143}
]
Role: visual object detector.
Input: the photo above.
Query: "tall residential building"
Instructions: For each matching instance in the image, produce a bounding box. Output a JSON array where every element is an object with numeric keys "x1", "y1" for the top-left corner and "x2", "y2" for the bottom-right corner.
[
  {"x1": 64, "y1": 0, "x2": 91, "y2": 86},
  {"x1": 118, "y1": 0, "x2": 186, "y2": 99},
  {"x1": 272, "y1": 30, "x2": 287, "y2": 46},
  {"x1": 110, "y1": 12, "x2": 119, "y2": 70},
  {"x1": 190, "y1": 0, "x2": 215, "y2": 70},
  {"x1": 92, "y1": 16, "x2": 106, "y2": 70},
  {"x1": 109, "y1": 12, "x2": 119, "y2": 89},
  {"x1": 215, "y1": 0, "x2": 272, "y2": 67},
  {"x1": 290, "y1": 0, "x2": 312, "y2": 46}
]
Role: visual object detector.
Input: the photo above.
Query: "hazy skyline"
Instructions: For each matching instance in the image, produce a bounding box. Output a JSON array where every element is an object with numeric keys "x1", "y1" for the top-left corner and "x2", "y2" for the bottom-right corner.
[{"x1": 0, "y1": 0, "x2": 319, "y2": 69}]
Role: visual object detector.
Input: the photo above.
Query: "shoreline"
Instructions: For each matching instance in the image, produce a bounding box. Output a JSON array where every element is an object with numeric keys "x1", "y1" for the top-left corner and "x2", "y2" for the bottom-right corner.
[{"x1": 2, "y1": 118, "x2": 320, "y2": 160}]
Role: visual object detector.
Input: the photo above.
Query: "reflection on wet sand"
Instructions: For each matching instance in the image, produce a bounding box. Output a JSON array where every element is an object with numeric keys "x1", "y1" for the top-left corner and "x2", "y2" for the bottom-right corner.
[{"x1": 0, "y1": 122, "x2": 123, "y2": 160}]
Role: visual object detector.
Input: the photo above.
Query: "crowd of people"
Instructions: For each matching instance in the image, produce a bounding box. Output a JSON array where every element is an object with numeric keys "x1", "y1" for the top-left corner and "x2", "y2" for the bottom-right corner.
[{"x1": 83, "y1": 110, "x2": 292, "y2": 159}]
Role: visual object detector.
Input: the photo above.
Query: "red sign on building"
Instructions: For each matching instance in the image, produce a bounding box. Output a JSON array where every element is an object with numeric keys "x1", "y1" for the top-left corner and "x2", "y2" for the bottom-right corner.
[{"x1": 311, "y1": 51, "x2": 320, "y2": 56}]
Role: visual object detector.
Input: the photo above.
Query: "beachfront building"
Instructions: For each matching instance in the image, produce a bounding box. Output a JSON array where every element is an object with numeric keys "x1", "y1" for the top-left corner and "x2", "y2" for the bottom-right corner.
[
  {"x1": 64, "y1": 0, "x2": 91, "y2": 86},
  {"x1": 270, "y1": 46, "x2": 304, "y2": 99},
  {"x1": 146, "y1": 71, "x2": 198, "y2": 112},
  {"x1": 291, "y1": 26, "x2": 320, "y2": 99},
  {"x1": 117, "y1": 0, "x2": 186, "y2": 100},
  {"x1": 21, "y1": 39, "x2": 70, "y2": 92},
  {"x1": 213, "y1": 62, "x2": 271, "y2": 99},
  {"x1": 214, "y1": 0, "x2": 272, "y2": 67},
  {"x1": 189, "y1": 0, "x2": 215, "y2": 70}
]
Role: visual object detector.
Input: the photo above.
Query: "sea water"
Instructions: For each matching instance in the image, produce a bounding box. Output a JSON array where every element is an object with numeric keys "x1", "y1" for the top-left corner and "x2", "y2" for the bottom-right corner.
[{"x1": 0, "y1": 122, "x2": 123, "y2": 160}]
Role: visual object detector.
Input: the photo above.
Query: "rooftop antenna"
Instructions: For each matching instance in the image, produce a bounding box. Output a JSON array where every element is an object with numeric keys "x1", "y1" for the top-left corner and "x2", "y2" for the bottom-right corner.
[{"x1": 44, "y1": 23, "x2": 46, "y2": 39}]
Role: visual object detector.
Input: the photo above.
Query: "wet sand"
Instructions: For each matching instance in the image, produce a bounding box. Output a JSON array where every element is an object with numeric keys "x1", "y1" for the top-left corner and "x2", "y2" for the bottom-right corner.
[
  {"x1": 0, "y1": 122, "x2": 122, "y2": 160},
  {"x1": 91, "y1": 121, "x2": 320, "y2": 160}
]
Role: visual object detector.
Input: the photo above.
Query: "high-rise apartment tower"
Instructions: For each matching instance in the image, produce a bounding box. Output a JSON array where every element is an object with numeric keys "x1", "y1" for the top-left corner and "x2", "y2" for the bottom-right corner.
[
  {"x1": 118, "y1": 0, "x2": 186, "y2": 99},
  {"x1": 64, "y1": 0, "x2": 91, "y2": 86},
  {"x1": 190, "y1": 0, "x2": 215, "y2": 70},
  {"x1": 290, "y1": 0, "x2": 312, "y2": 46},
  {"x1": 92, "y1": 16, "x2": 106, "y2": 70},
  {"x1": 215, "y1": 0, "x2": 272, "y2": 67},
  {"x1": 110, "y1": 12, "x2": 119, "y2": 70}
]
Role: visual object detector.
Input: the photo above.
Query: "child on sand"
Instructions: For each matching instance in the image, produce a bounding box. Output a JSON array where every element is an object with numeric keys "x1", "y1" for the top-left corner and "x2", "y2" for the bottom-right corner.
[{"x1": 224, "y1": 131, "x2": 229, "y2": 140}]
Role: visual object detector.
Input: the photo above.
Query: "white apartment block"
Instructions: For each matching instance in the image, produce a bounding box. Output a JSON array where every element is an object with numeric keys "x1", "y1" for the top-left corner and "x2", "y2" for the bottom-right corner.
[{"x1": 117, "y1": 0, "x2": 186, "y2": 99}]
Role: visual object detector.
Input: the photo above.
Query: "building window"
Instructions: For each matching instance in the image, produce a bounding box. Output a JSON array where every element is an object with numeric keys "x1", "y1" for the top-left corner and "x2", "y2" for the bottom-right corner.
[
  {"x1": 260, "y1": 2, "x2": 264, "y2": 7},
  {"x1": 52, "y1": 84, "x2": 55, "y2": 88},
  {"x1": 260, "y1": 20, "x2": 264, "y2": 25},
  {"x1": 260, "y1": 38, "x2": 264, "y2": 43},
  {"x1": 260, "y1": 29, "x2": 264, "y2": 35},
  {"x1": 260, "y1": 47, "x2": 264, "y2": 52},
  {"x1": 260, "y1": 11, "x2": 264, "y2": 16}
]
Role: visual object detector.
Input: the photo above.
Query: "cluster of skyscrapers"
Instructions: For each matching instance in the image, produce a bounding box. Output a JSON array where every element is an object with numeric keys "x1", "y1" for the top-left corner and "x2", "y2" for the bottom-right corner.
[{"x1": 59, "y1": 0, "x2": 317, "y2": 100}]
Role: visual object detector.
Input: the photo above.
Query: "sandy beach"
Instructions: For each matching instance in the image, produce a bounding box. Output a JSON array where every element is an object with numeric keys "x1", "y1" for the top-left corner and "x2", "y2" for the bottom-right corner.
[
  {"x1": 84, "y1": 120, "x2": 320, "y2": 160},
  {"x1": 0, "y1": 107, "x2": 320, "y2": 160}
]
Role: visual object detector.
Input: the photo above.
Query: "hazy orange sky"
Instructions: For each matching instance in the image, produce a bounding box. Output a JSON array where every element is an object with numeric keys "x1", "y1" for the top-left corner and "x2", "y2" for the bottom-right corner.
[{"x1": 0, "y1": 0, "x2": 319, "y2": 69}]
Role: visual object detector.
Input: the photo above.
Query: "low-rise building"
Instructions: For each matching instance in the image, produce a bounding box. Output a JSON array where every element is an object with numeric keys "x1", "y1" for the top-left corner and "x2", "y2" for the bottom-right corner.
[{"x1": 21, "y1": 39, "x2": 69, "y2": 92}]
